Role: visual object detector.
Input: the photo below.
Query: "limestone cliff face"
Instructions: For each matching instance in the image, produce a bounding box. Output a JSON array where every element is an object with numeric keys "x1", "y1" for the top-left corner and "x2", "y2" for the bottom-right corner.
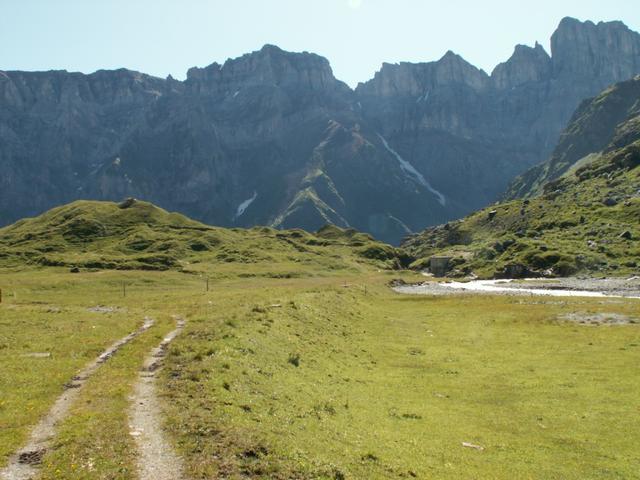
[
  {"x1": 491, "y1": 43, "x2": 551, "y2": 89},
  {"x1": 356, "y1": 51, "x2": 490, "y2": 140},
  {"x1": 551, "y1": 17, "x2": 640, "y2": 81},
  {"x1": 354, "y1": 17, "x2": 640, "y2": 215},
  {"x1": 505, "y1": 76, "x2": 640, "y2": 199},
  {"x1": 1, "y1": 18, "x2": 640, "y2": 244},
  {"x1": 0, "y1": 69, "x2": 171, "y2": 229},
  {"x1": 186, "y1": 45, "x2": 344, "y2": 95},
  {"x1": 358, "y1": 51, "x2": 490, "y2": 98},
  {"x1": 501, "y1": 19, "x2": 640, "y2": 199}
]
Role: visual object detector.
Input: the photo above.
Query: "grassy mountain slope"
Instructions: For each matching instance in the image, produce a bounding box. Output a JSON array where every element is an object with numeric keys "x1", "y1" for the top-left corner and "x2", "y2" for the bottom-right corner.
[
  {"x1": 403, "y1": 82, "x2": 640, "y2": 278},
  {"x1": 0, "y1": 199, "x2": 409, "y2": 273}
]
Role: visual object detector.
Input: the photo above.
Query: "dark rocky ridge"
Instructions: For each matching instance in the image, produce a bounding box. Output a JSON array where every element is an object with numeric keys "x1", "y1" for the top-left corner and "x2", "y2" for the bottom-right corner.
[
  {"x1": 505, "y1": 75, "x2": 640, "y2": 198},
  {"x1": 1, "y1": 17, "x2": 640, "y2": 244}
]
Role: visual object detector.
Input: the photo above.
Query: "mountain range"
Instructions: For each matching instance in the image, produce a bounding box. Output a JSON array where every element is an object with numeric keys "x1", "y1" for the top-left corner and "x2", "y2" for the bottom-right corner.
[
  {"x1": 2, "y1": 76, "x2": 639, "y2": 279},
  {"x1": 2, "y1": 17, "x2": 640, "y2": 243}
]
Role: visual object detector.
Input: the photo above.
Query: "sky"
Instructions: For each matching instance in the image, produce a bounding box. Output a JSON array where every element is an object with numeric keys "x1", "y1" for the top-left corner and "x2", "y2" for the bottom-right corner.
[{"x1": 1, "y1": 0, "x2": 639, "y2": 87}]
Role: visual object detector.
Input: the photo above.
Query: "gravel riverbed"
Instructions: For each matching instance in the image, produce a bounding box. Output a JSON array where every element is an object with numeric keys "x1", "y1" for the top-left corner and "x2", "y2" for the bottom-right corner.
[{"x1": 393, "y1": 277, "x2": 640, "y2": 298}]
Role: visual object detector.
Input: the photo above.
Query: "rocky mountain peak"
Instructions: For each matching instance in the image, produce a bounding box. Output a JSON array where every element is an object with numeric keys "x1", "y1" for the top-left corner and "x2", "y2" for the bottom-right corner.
[
  {"x1": 440, "y1": 50, "x2": 461, "y2": 61},
  {"x1": 356, "y1": 51, "x2": 489, "y2": 98},
  {"x1": 186, "y1": 45, "x2": 343, "y2": 95},
  {"x1": 435, "y1": 50, "x2": 490, "y2": 89},
  {"x1": 491, "y1": 42, "x2": 552, "y2": 89},
  {"x1": 0, "y1": 68, "x2": 166, "y2": 110},
  {"x1": 551, "y1": 17, "x2": 640, "y2": 80}
]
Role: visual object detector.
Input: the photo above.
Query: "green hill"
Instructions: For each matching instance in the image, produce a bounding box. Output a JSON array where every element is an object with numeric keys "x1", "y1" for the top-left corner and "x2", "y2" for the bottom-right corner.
[
  {"x1": 0, "y1": 199, "x2": 409, "y2": 272},
  {"x1": 404, "y1": 80, "x2": 640, "y2": 279}
]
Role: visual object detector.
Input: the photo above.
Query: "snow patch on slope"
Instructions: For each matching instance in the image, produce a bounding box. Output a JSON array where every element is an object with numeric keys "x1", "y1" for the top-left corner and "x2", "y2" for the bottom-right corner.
[
  {"x1": 416, "y1": 90, "x2": 430, "y2": 103},
  {"x1": 234, "y1": 191, "x2": 257, "y2": 219},
  {"x1": 377, "y1": 134, "x2": 446, "y2": 206}
]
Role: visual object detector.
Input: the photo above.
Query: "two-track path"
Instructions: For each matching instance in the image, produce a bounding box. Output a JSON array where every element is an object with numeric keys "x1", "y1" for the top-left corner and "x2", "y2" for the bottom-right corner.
[
  {"x1": 0, "y1": 317, "x2": 155, "y2": 480},
  {"x1": 2, "y1": 315, "x2": 188, "y2": 480}
]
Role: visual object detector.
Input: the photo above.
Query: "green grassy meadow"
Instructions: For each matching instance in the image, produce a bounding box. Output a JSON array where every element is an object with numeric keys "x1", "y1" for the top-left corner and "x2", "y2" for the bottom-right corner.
[{"x1": 1, "y1": 266, "x2": 638, "y2": 479}]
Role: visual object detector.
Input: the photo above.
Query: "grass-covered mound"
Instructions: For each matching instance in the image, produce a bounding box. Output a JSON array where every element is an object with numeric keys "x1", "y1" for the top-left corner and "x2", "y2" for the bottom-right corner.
[{"x1": 0, "y1": 199, "x2": 409, "y2": 272}]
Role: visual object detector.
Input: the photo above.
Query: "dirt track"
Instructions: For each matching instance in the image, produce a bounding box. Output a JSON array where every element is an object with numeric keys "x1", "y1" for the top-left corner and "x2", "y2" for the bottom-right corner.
[
  {"x1": 128, "y1": 315, "x2": 186, "y2": 480},
  {"x1": 0, "y1": 318, "x2": 155, "y2": 480}
]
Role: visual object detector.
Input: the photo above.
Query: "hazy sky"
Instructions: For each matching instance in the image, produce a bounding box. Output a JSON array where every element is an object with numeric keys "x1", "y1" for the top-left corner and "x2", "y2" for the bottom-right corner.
[{"x1": 1, "y1": 0, "x2": 639, "y2": 87}]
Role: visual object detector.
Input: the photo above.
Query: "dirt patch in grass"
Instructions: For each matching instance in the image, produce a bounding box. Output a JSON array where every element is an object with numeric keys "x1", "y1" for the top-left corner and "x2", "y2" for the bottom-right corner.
[
  {"x1": 129, "y1": 316, "x2": 186, "y2": 480},
  {"x1": 560, "y1": 312, "x2": 638, "y2": 325}
]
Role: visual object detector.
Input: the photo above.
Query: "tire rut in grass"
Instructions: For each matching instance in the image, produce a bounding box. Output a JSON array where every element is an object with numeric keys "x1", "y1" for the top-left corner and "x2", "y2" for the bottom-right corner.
[
  {"x1": 0, "y1": 317, "x2": 155, "y2": 480},
  {"x1": 128, "y1": 315, "x2": 186, "y2": 480}
]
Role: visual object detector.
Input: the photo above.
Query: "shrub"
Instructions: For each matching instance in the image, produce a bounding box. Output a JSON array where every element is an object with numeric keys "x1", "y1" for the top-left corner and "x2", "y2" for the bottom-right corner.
[
  {"x1": 524, "y1": 250, "x2": 562, "y2": 269},
  {"x1": 554, "y1": 260, "x2": 578, "y2": 276},
  {"x1": 361, "y1": 453, "x2": 379, "y2": 462},
  {"x1": 357, "y1": 244, "x2": 396, "y2": 261},
  {"x1": 287, "y1": 353, "x2": 300, "y2": 367}
]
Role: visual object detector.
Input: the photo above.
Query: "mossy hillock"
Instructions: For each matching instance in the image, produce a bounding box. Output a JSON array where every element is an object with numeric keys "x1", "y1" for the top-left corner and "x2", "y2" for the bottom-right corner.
[{"x1": 0, "y1": 199, "x2": 410, "y2": 272}]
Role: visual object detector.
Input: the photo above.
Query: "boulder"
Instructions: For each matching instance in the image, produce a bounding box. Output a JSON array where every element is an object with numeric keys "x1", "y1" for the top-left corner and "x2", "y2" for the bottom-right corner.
[
  {"x1": 502, "y1": 263, "x2": 530, "y2": 279},
  {"x1": 118, "y1": 197, "x2": 137, "y2": 209}
]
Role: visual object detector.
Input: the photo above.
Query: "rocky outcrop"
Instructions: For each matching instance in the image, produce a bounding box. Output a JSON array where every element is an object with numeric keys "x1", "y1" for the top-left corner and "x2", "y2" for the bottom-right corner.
[
  {"x1": 551, "y1": 18, "x2": 640, "y2": 81},
  {"x1": 358, "y1": 51, "x2": 490, "y2": 98},
  {"x1": 1, "y1": 18, "x2": 640, "y2": 244},
  {"x1": 186, "y1": 44, "x2": 344, "y2": 95},
  {"x1": 491, "y1": 43, "x2": 551, "y2": 89}
]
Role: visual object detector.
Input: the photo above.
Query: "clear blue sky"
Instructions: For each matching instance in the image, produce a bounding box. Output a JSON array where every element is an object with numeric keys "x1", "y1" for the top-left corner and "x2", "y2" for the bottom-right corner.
[{"x1": 1, "y1": 0, "x2": 638, "y2": 87}]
